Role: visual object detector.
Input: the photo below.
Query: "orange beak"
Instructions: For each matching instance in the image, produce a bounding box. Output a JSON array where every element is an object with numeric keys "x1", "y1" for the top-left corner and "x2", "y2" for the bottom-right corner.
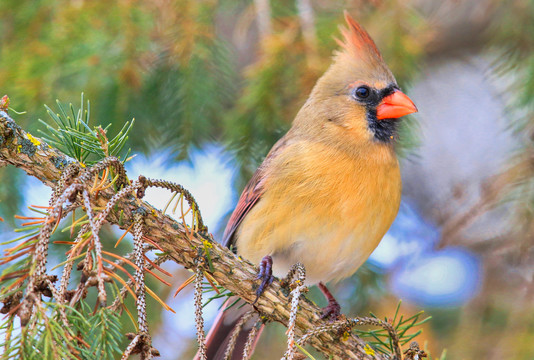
[{"x1": 376, "y1": 90, "x2": 418, "y2": 120}]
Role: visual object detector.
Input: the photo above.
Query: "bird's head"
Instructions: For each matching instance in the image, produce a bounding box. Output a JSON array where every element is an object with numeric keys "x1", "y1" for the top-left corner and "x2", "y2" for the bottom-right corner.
[{"x1": 295, "y1": 11, "x2": 417, "y2": 149}]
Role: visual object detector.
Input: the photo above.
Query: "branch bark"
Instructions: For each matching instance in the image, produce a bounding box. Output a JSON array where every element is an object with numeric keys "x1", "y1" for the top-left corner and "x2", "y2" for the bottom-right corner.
[{"x1": 0, "y1": 110, "x2": 385, "y2": 360}]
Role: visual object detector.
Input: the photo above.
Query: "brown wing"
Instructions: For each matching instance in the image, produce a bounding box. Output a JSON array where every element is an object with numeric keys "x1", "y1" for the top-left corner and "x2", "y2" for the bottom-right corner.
[
  {"x1": 222, "y1": 167, "x2": 265, "y2": 249},
  {"x1": 222, "y1": 136, "x2": 290, "y2": 249}
]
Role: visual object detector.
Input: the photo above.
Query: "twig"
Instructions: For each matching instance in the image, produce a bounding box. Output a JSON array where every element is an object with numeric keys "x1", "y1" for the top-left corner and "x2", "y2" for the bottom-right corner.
[
  {"x1": 82, "y1": 189, "x2": 106, "y2": 307},
  {"x1": 194, "y1": 265, "x2": 207, "y2": 360},
  {"x1": 224, "y1": 311, "x2": 256, "y2": 360},
  {"x1": 242, "y1": 318, "x2": 262, "y2": 360},
  {"x1": 282, "y1": 263, "x2": 307, "y2": 360}
]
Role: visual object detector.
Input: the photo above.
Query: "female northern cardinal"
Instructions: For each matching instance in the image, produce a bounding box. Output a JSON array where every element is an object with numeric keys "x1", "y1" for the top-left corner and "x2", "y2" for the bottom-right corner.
[{"x1": 197, "y1": 11, "x2": 417, "y2": 359}]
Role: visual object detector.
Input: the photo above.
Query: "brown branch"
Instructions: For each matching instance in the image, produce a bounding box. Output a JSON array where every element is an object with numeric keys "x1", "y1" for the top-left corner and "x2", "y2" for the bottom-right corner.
[{"x1": 0, "y1": 110, "x2": 388, "y2": 360}]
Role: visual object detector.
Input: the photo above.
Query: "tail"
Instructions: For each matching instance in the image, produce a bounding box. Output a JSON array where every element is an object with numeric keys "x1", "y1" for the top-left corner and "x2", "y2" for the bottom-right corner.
[{"x1": 194, "y1": 297, "x2": 264, "y2": 360}]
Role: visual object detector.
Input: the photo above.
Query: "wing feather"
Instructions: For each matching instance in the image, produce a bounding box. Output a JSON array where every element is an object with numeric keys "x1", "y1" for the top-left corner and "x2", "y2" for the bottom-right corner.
[
  {"x1": 222, "y1": 169, "x2": 265, "y2": 249},
  {"x1": 222, "y1": 136, "x2": 291, "y2": 249}
]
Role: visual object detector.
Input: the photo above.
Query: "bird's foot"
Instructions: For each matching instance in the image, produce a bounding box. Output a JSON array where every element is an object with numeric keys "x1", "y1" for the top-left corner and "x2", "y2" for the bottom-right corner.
[
  {"x1": 321, "y1": 298, "x2": 342, "y2": 321},
  {"x1": 318, "y1": 281, "x2": 342, "y2": 321},
  {"x1": 254, "y1": 255, "x2": 274, "y2": 304}
]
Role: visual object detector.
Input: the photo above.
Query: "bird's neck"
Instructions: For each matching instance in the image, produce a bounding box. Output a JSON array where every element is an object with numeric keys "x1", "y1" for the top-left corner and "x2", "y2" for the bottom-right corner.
[{"x1": 290, "y1": 101, "x2": 397, "y2": 162}]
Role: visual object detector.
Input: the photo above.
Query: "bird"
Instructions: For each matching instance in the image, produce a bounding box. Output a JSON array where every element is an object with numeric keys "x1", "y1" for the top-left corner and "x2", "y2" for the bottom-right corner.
[{"x1": 196, "y1": 11, "x2": 417, "y2": 360}]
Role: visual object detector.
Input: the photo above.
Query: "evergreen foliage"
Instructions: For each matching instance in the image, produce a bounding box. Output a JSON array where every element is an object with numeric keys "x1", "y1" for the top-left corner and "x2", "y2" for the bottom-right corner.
[{"x1": 38, "y1": 94, "x2": 133, "y2": 165}]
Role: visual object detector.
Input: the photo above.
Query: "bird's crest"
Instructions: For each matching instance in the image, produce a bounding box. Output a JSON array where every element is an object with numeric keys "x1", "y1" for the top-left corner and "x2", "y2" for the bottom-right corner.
[{"x1": 336, "y1": 11, "x2": 384, "y2": 64}]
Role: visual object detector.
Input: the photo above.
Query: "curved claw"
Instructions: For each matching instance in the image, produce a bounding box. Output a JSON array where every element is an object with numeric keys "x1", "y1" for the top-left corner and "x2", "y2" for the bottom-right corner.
[{"x1": 254, "y1": 255, "x2": 274, "y2": 304}]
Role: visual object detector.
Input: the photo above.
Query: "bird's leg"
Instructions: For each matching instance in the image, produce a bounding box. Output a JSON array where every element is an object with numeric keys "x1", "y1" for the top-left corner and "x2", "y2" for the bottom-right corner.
[
  {"x1": 253, "y1": 255, "x2": 274, "y2": 304},
  {"x1": 318, "y1": 281, "x2": 341, "y2": 320}
]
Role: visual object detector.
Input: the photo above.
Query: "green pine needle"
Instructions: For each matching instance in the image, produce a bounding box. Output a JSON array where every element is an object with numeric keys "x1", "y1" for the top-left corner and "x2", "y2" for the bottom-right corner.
[
  {"x1": 354, "y1": 301, "x2": 431, "y2": 356},
  {"x1": 38, "y1": 93, "x2": 134, "y2": 165}
]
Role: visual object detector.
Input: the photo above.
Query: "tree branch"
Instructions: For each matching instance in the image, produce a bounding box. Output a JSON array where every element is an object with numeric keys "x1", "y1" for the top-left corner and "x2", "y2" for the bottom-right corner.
[{"x1": 0, "y1": 110, "x2": 386, "y2": 360}]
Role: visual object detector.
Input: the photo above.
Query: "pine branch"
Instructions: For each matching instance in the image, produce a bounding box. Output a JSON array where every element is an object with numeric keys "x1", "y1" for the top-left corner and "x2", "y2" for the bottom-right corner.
[{"x1": 0, "y1": 109, "x2": 394, "y2": 360}]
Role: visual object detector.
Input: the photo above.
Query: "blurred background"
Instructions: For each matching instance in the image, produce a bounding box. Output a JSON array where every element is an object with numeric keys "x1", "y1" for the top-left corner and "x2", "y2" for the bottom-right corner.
[{"x1": 1, "y1": 0, "x2": 534, "y2": 359}]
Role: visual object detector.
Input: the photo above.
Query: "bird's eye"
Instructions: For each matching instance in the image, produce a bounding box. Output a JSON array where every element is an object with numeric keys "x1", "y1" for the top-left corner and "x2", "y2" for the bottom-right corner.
[{"x1": 354, "y1": 86, "x2": 370, "y2": 99}]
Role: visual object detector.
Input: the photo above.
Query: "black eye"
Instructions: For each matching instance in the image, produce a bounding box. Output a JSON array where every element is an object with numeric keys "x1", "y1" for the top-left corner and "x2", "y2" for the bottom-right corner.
[{"x1": 354, "y1": 86, "x2": 370, "y2": 99}]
